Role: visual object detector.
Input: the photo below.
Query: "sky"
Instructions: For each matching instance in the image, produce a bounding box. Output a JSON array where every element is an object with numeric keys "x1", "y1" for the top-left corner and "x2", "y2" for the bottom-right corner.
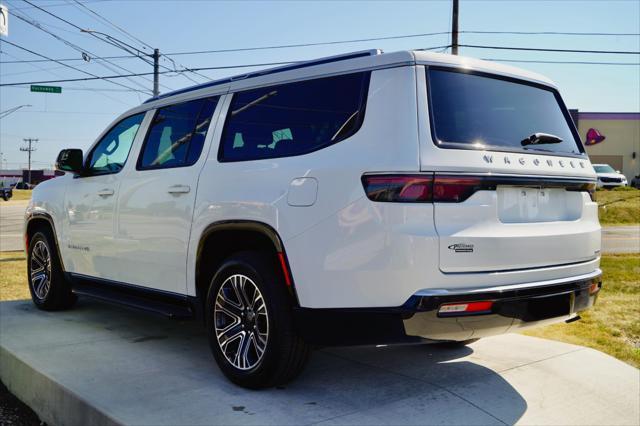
[{"x1": 0, "y1": 0, "x2": 639, "y2": 169}]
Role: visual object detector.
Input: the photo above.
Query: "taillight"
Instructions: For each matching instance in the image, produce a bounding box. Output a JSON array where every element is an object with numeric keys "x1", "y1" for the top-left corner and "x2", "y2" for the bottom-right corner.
[
  {"x1": 433, "y1": 176, "x2": 484, "y2": 203},
  {"x1": 361, "y1": 175, "x2": 433, "y2": 202},
  {"x1": 363, "y1": 174, "x2": 596, "y2": 203}
]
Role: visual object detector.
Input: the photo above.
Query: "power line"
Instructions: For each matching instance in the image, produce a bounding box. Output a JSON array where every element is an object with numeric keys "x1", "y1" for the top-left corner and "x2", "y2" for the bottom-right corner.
[
  {"x1": 20, "y1": 0, "x2": 202, "y2": 86},
  {"x1": 0, "y1": 54, "x2": 135, "y2": 63},
  {"x1": 69, "y1": 0, "x2": 209, "y2": 83},
  {"x1": 0, "y1": 50, "x2": 136, "y2": 106},
  {"x1": 483, "y1": 58, "x2": 640, "y2": 65},
  {"x1": 2, "y1": 28, "x2": 639, "y2": 65},
  {"x1": 17, "y1": 0, "x2": 174, "y2": 91},
  {"x1": 164, "y1": 32, "x2": 452, "y2": 56},
  {"x1": 7, "y1": 8, "x2": 158, "y2": 93},
  {"x1": 10, "y1": 0, "x2": 107, "y2": 11},
  {"x1": 0, "y1": 60, "x2": 301, "y2": 86},
  {"x1": 70, "y1": 0, "x2": 154, "y2": 51},
  {"x1": 0, "y1": 39, "x2": 151, "y2": 93},
  {"x1": 457, "y1": 44, "x2": 640, "y2": 55},
  {"x1": 462, "y1": 30, "x2": 640, "y2": 36}
]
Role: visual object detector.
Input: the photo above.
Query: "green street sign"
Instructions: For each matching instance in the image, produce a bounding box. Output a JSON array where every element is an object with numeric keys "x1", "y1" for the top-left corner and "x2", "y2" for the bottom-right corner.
[{"x1": 30, "y1": 85, "x2": 62, "y2": 94}]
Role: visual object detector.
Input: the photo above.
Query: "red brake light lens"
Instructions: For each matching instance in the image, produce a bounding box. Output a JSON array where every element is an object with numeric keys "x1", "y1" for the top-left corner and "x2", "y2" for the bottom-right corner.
[
  {"x1": 433, "y1": 176, "x2": 484, "y2": 203},
  {"x1": 361, "y1": 175, "x2": 433, "y2": 203}
]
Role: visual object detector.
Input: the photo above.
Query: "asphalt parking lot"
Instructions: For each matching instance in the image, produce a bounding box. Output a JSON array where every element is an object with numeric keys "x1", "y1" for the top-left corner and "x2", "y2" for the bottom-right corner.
[
  {"x1": 1, "y1": 298, "x2": 638, "y2": 426},
  {"x1": 0, "y1": 201, "x2": 26, "y2": 252}
]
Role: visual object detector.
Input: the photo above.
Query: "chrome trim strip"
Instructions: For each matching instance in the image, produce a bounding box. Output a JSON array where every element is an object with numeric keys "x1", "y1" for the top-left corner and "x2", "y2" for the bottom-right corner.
[{"x1": 414, "y1": 269, "x2": 602, "y2": 297}]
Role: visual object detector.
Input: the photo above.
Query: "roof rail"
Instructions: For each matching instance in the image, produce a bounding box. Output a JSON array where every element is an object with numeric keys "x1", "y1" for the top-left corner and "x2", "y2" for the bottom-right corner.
[{"x1": 144, "y1": 49, "x2": 383, "y2": 104}]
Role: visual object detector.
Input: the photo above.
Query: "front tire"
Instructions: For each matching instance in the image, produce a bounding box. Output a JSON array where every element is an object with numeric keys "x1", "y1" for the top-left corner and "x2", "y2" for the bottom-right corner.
[
  {"x1": 206, "y1": 251, "x2": 310, "y2": 389},
  {"x1": 27, "y1": 229, "x2": 76, "y2": 310}
]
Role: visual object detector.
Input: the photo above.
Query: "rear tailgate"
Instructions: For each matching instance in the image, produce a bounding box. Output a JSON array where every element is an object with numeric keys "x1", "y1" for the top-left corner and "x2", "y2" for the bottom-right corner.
[
  {"x1": 434, "y1": 175, "x2": 600, "y2": 273},
  {"x1": 418, "y1": 64, "x2": 601, "y2": 274}
]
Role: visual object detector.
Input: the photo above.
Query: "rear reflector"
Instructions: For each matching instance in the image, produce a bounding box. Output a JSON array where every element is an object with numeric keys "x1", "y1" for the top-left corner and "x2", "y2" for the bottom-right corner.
[
  {"x1": 277, "y1": 252, "x2": 292, "y2": 287},
  {"x1": 438, "y1": 301, "x2": 494, "y2": 315}
]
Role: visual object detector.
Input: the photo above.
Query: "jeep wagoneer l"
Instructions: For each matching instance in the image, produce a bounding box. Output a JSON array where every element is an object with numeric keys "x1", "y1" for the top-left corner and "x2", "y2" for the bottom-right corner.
[{"x1": 25, "y1": 50, "x2": 602, "y2": 388}]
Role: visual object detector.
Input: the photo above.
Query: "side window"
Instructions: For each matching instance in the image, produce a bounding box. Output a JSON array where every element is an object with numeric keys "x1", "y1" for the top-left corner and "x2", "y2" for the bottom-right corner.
[
  {"x1": 87, "y1": 112, "x2": 145, "y2": 175},
  {"x1": 138, "y1": 97, "x2": 218, "y2": 170},
  {"x1": 219, "y1": 72, "x2": 370, "y2": 162}
]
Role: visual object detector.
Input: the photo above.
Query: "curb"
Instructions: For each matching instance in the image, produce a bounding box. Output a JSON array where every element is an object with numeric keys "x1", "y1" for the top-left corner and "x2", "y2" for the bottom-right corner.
[{"x1": 0, "y1": 345, "x2": 122, "y2": 426}]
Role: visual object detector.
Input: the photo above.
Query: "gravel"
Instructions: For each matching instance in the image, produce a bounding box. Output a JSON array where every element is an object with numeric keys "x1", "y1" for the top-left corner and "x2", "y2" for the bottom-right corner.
[{"x1": 0, "y1": 381, "x2": 43, "y2": 426}]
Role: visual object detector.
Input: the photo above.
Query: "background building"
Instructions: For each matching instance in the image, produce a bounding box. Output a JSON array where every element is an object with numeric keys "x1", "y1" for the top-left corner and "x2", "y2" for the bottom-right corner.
[
  {"x1": 571, "y1": 111, "x2": 640, "y2": 180},
  {"x1": 0, "y1": 169, "x2": 61, "y2": 187}
]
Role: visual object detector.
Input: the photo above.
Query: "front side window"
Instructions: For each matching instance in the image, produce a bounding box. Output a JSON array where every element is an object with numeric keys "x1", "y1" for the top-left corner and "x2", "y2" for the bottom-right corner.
[
  {"x1": 87, "y1": 112, "x2": 146, "y2": 175},
  {"x1": 427, "y1": 68, "x2": 584, "y2": 156},
  {"x1": 219, "y1": 72, "x2": 370, "y2": 162},
  {"x1": 138, "y1": 97, "x2": 218, "y2": 170}
]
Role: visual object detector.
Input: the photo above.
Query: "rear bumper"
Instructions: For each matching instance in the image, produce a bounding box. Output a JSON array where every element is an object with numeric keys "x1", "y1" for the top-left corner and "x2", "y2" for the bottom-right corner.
[{"x1": 293, "y1": 270, "x2": 602, "y2": 345}]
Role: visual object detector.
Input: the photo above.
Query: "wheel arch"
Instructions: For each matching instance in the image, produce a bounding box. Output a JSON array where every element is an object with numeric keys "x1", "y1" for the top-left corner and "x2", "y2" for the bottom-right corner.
[
  {"x1": 25, "y1": 212, "x2": 66, "y2": 270},
  {"x1": 195, "y1": 220, "x2": 298, "y2": 309}
]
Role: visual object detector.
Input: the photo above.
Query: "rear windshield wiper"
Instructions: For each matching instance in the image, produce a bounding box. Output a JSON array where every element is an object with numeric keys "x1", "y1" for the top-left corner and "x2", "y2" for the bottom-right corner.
[{"x1": 521, "y1": 133, "x2": 563, "y2": 146}]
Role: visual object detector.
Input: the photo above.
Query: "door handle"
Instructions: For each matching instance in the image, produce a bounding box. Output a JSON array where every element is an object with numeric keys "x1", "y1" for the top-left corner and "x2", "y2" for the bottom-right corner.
[
  {"x1": 167, "y1": 184, "x2": 190, "y2": 194},
  {"x1": 97, "y1": 188, "x2": 115, "y2": 197}
]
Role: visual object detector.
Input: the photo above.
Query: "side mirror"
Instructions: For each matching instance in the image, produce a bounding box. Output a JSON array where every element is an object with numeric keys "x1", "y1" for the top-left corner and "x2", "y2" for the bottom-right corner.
[
  {"x1": 616, "y1": 170, "x2": 621, "y2": 174},
  {"x1": 55, "y1": 149, "x2": 84, "y2": 174}
]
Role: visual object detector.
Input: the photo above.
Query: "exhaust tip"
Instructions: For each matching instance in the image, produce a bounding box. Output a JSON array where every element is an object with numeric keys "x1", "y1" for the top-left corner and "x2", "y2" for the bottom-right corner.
[{"x1": 566, "y1": 315, "x2": 581, "y2": 324}]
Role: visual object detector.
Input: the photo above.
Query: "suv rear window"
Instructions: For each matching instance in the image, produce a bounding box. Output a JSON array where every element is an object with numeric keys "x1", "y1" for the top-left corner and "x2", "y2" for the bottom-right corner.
[
  {"x1": 427, "y1": 68, "x2": 583, "y2": 156},
  {"x1": 219, "y1": 72, "x2": 370, "y2": 162}
]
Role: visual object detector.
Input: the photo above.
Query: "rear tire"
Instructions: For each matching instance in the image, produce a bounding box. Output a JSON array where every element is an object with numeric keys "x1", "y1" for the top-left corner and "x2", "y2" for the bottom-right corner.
[
  {"x1": 205, "y1": 251, "x2": 310, "y2": 389},
  {"x1": 27, "y1": 228, "x2": 76, "y2": 311}
]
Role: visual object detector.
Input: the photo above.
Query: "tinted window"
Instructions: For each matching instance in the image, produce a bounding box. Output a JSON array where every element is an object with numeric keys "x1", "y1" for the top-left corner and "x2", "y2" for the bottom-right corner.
[
  {"x1": 219, "y1": 72, "x2": 370, "y2": 162},
  {"x1": 594, "y1": 165, "x2": 615, "y2": 173},
  {"x1": 87, "y1": 112, "x2": 145, "y2": 174},
  {"x1": 427, "y1": 69, "x2": 583, "y2": 155},
  {"x1": 138, "y1": 97, "x2": 218, "y2": 170}
]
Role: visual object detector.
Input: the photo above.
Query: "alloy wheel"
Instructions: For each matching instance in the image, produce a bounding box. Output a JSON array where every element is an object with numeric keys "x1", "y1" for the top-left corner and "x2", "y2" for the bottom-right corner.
[
  {"x1": 214, "y1": 274, "x2": 269, "y2": 370},
  {"x1": 30, "y1": 240, "x2": 52, "y2": 300}
]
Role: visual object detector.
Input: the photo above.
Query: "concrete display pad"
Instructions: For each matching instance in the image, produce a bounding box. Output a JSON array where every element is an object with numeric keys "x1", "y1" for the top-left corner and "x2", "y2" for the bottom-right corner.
[{"x1": 1, "y1": 299, "x2": 638, "y2": 425}]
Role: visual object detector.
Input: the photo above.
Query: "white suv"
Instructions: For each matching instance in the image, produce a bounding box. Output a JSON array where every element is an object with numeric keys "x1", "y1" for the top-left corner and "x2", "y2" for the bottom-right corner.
[{"x1": 25, "y1": 50, "x2": 602, "y2": 388}]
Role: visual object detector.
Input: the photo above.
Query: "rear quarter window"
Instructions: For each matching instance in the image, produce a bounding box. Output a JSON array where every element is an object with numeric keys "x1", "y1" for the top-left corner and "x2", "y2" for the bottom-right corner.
[
  {"x1": 218, "y1": 72, "x2": 370, "y2": 162},
  {"x1": 427, "y1": 68, "x2": 584, "y2": 156}
]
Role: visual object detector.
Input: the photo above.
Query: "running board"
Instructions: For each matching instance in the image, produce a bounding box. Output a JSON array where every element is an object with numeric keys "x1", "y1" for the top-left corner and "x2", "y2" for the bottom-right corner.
[{"x1": 69, "y1": 274, "x2": 197, "y2": 320}]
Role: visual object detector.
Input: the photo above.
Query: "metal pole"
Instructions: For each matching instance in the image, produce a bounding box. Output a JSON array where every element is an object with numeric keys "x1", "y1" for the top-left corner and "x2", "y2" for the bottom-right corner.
[
  {"x1": 20, "y1": 138, "x2": 37, "y2": 185},
  {"x1": 451, "y1": 0, "x2": 459, "y2": 55},
  {"x1": 153, "y1": 48, "x2": 160, "y2": 97}
]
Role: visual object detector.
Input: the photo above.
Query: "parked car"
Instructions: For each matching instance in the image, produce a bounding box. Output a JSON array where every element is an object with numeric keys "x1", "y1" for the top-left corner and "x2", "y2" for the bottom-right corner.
[
  {"x1": 1, "y1": 186, "x2": 12, "y2": 201},
  {"x1": 14, "y1": 181, "x2": 34, "y2": 190},
  {"x1": 593, "y1": 164, "x2": 627, "y2": 189},
  {"x1": 25, "y1": 50, "x2": 602, "y2": 389}
]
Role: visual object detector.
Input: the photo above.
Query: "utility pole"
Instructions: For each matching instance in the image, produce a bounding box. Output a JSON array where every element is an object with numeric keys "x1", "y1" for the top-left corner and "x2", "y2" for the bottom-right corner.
[
  {"x1": 451, "y1": 0, "x2": 459, "y2": 55},
  {"x1": 153, "y1": 48, "x2": 160, "y2": 97},
  {"x1": 82, "y1": 29, "x2": 162, "y2": 97},
  {"x1": 20, "y1": 138, "x2": 38, "y2": 185}
]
